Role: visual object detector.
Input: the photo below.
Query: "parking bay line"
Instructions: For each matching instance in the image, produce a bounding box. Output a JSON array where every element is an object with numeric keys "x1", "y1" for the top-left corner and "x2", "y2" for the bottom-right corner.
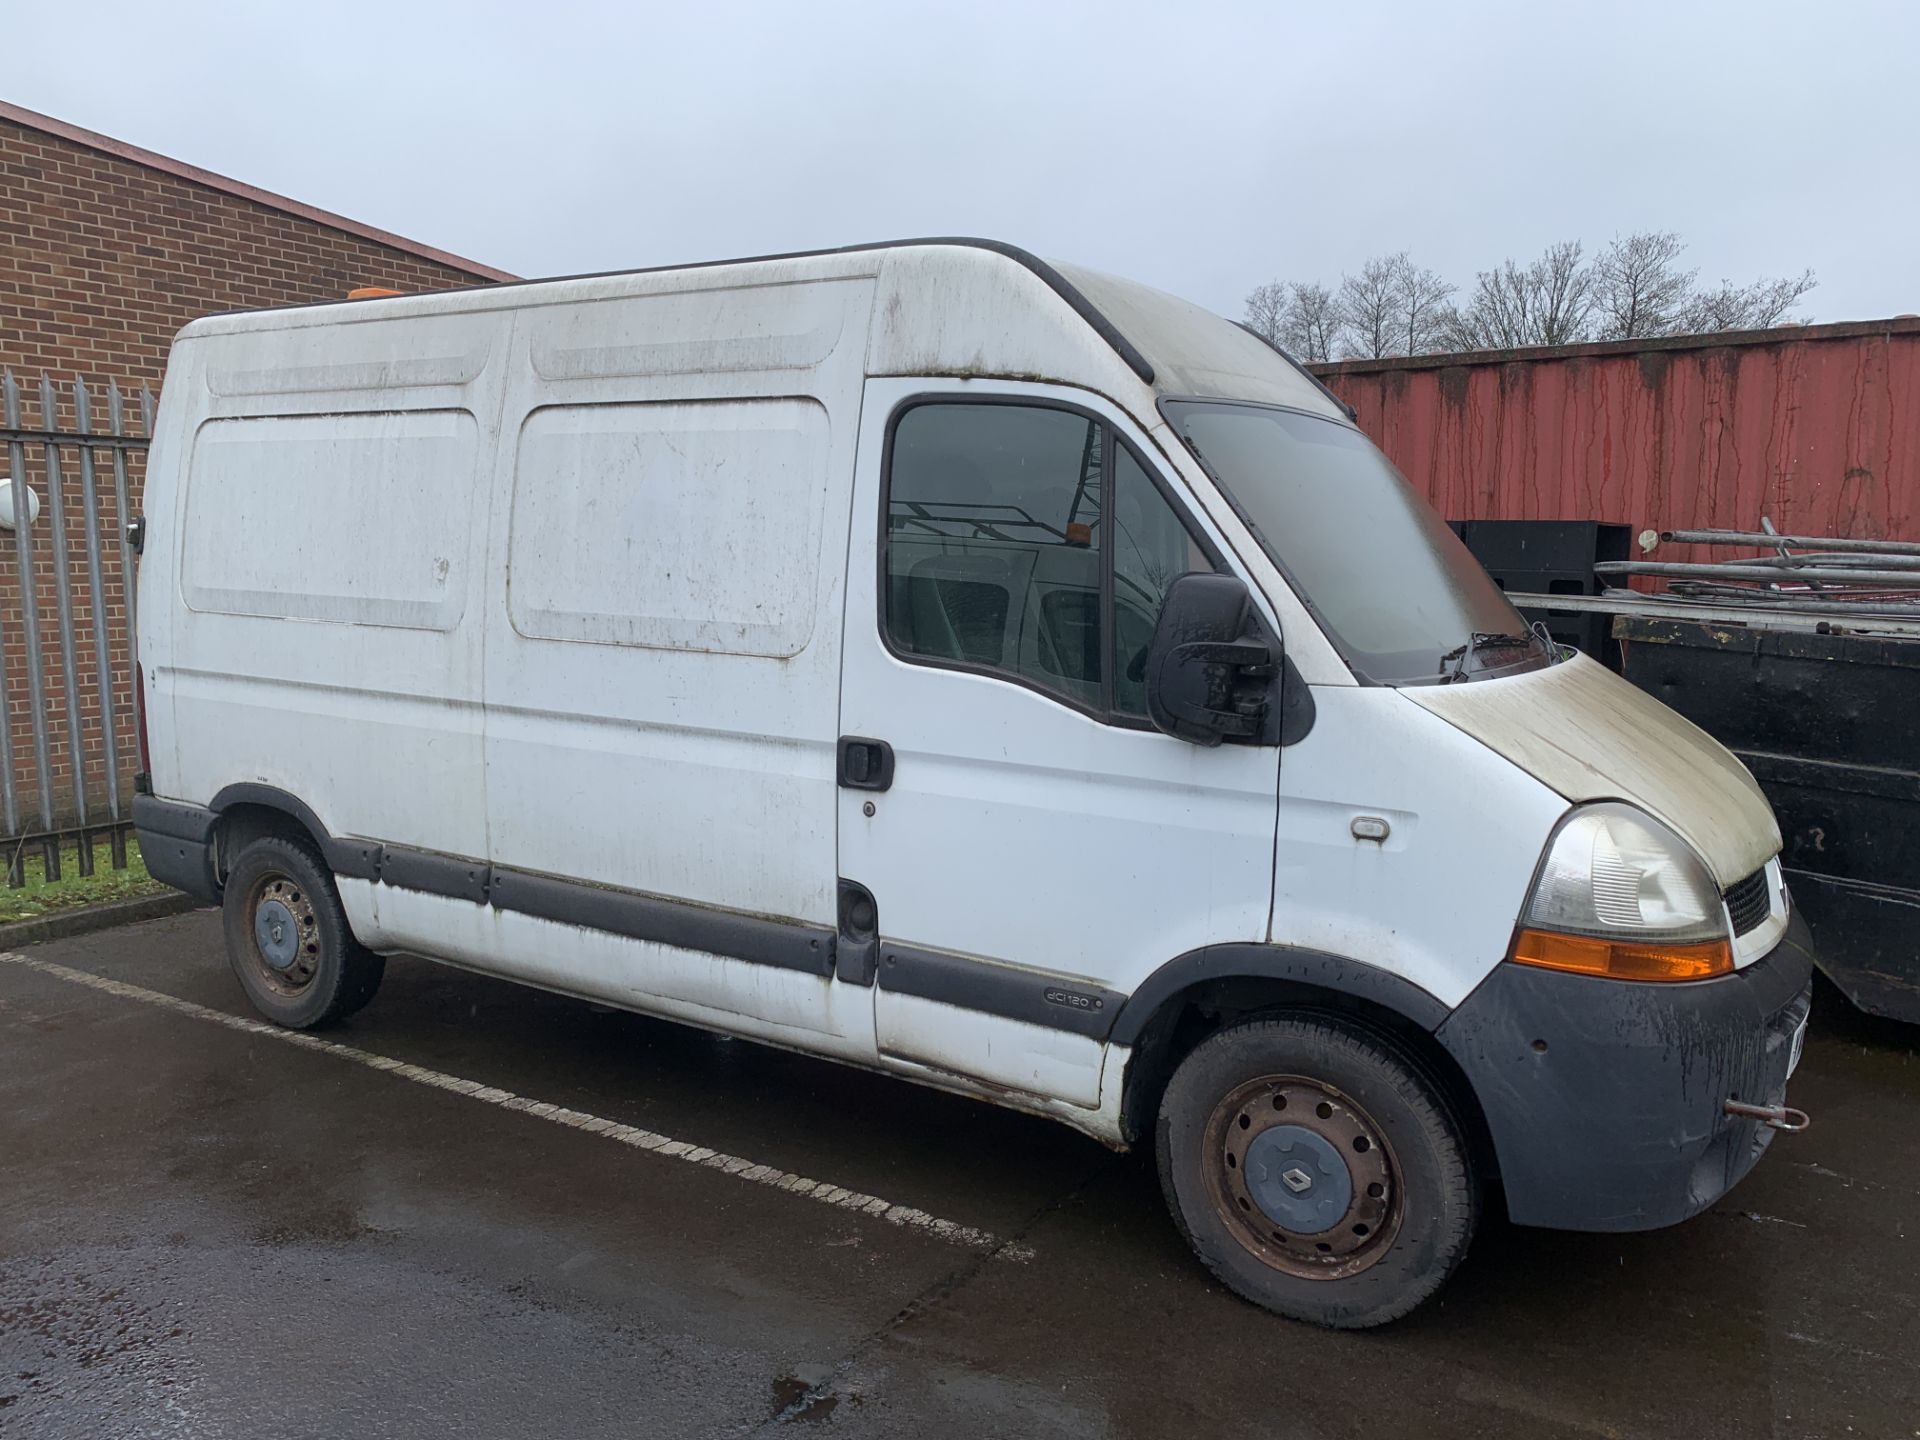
[{"x1": 1, "y1": 951, "x2": 1031, "y2": 1261}]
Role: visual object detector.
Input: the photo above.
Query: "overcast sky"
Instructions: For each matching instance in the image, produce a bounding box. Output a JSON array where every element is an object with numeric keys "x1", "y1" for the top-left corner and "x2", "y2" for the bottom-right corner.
[{"x1": 9, "y1": 0, "x2": 1917, "y2": 323}]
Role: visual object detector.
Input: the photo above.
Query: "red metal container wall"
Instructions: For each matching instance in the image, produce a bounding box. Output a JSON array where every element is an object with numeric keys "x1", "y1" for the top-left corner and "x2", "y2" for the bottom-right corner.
[{"x1": 1312, "y1": 319, "x2": 1920, "y2": 556}]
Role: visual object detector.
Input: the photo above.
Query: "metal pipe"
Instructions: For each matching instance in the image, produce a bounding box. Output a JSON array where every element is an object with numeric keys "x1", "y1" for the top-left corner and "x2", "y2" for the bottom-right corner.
[
  {"x1": 0, "y1": 379, "x2": 21, "y2": 875},
  {"x1": 40, "y1": 376, "x2": 90, "y2": 876},
  {"x1": 5, "y1": 372, "x2": 56, "y2": 880},
  {"x1": 1664, "y1": 583, "x2": 1920, "y2": 610},
  {"x1": 1758, "y1": 517, "x2": 1820, "y2": 594},
  {"x1": 1735, "y1": 551, "x2": 1920, "y2": 572},
  {"x1": 75, "y1": 381, "x2": 123, "y2": 854},
  {"x1": 1597, "y1": 561, "x2": 1920, "y2": 587},
  {"x1": 1659, "y1": 528, "x2": 1920, "y2": 556},
  {"x1": 0, "y1": 428, "x2": 147, "y2": 450},
  {"x1": 1509, "y1": 590, "x2": 1920, "y2": 635}
]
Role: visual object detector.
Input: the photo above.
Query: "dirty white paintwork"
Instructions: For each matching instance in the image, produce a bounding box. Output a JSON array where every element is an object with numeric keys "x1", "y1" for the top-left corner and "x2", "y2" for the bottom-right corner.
[
  {"x1": 479, "y1": 275, "x2": 875, "y2": 1033},
  {"x1": 1407, "y1": 654, "x2": 1782, "y2": 886},
  {"x1": 141, "y1": 241, "x2": 1784, "y2": 1146},
  {"x1": 147, "y1": 307, "x2": 503, "y2": 868},
  {"x1": 507, "y1": 398, "x2": 829, "y2": 656},
  {"x1": 1273, "y1": 686, "x2": 1570, "y2": 1007},
  {"x1": 841, "y1": 378, "x2": 1284, "y2": 1104},
  {"x1": 347, "y1": 881, "x2": 877, "y2": 1059},
  {"x1": 876, "y1": 996, "x2": 1109, "y2": 1110},
  {"x1": 183, "y1": 409, "x2": 477, "y2": 629},
  {"x1": 1055, "y1": 261, "x2": 1336, "y2": 412}
]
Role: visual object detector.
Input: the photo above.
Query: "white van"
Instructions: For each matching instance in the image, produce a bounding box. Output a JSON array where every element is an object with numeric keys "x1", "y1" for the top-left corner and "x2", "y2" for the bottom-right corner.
[{"x1": 132, "y1": 239, "x2": 1813, "y2": 1328}]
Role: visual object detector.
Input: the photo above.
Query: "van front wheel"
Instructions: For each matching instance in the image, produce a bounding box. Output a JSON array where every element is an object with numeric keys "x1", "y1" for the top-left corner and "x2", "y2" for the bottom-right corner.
[
  {"x1": 221, "y1": 836, "x2": 383, "y2": 1029},
  {"x1": 1155, "y1": 1014, "x2": 1475, "y2": 1329}
]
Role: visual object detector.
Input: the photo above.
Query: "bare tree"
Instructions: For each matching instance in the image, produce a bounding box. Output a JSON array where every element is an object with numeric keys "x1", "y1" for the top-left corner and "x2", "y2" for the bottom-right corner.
[
  {"x1": 1681, "y1": 269, "x2": 1819, "y2": 332},
  {"x1": 1447, "y1": 260, "x2": 1536, "y2": 350},
  {"x1": 1283, "y1": 281, "x2": 1344, "y2": 363},
  {"x1": 1243, "y1": 281, "x2": 1290, "y2": 346},
  {"x1": 1340, "y1": 254, "x2": 1409, "y2": 360},
  {"x1": 1531, "y1": 240, "x2": 1594, "y2": 345},
  {"x1": 1395, "y1": 262, "x2": 1456, "y2": 355},
  {"x1": 1449, "y1": 240, "x2": 1595, "y2": 350},
  {"x1": 1592, "y1": 231, "x2": 1696, "y2": 339},
  {"x1": 1247, "y1": 234, "x2": 1819, "y2": 361}
]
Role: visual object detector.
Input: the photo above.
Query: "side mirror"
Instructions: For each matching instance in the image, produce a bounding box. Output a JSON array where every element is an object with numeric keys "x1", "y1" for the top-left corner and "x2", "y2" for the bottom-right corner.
[{"x1": 1144, "y1": 573, "x2": 1277, "y2": 746}]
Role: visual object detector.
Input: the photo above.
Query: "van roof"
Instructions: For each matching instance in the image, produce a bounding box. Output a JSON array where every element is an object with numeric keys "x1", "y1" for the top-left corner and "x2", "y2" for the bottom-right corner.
[{"x1": 176, "y1": 238, "x2": 1338, "y2": 417}]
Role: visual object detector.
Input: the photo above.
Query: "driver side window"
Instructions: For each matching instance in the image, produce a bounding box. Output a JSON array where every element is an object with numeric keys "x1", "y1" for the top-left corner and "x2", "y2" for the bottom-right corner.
[{"x1": 883, "y1": 400, "x2": 1217, "y2": 724}]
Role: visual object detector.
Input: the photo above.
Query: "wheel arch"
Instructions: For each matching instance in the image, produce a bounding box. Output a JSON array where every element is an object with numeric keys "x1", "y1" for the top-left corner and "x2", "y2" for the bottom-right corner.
[
  {"x1": 1112, "y1": 945, "x2": 1497, "y2": 1191},
  {"x1": 208, "y1": 784, "x2": 378, "y2": 883}
]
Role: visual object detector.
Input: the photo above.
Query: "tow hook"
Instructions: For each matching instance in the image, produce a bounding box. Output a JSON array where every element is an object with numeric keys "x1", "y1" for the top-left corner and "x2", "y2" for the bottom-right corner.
[{"x1": 1724, "y1": 1098, "x2": 1811, "y2": 1132}]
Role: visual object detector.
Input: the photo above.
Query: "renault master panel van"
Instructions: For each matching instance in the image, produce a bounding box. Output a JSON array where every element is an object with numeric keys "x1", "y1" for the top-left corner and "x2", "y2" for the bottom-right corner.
[{"x1": 132, "y1": 239, "x2": 1814, "y2": 1328}]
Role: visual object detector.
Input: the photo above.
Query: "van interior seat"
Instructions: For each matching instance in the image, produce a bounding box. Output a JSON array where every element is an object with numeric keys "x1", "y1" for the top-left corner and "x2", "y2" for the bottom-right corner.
[{"x1": 904, "y1": 550, "x2": 1025, "y2": 667}]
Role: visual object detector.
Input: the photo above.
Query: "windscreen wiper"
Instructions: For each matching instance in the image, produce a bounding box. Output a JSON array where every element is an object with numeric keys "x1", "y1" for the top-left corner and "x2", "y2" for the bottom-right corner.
[{"x1": 1437, "y1": 631, "x2": 1540, "y2": 683}]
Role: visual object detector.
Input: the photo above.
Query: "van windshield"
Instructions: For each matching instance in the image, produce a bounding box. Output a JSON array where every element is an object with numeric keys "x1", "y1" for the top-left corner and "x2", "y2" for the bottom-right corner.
[{"x1": 1162, "y1": 400, "x2": 1549, "y2": 686}]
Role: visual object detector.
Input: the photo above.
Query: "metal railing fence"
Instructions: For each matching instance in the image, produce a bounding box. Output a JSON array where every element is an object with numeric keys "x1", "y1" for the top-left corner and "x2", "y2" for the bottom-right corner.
[{"x1": 0, "y1": 370, "x2": 152, "y2": 884}]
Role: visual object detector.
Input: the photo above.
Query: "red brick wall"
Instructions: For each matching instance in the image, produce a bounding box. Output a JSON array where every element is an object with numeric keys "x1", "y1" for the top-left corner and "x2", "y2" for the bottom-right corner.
[{"x1": 0, "y1": 115, "x2": 503, "y2": 838}]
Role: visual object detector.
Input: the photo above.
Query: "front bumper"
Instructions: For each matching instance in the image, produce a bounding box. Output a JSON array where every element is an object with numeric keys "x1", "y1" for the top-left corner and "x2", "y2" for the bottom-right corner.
[{"x1": 1437, "y1": 912, "x2": 1816, "y2": 1232}]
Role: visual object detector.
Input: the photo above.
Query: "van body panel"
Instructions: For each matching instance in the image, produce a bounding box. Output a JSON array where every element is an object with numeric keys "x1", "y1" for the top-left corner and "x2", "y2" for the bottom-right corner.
[
  {"x1": 350, "y1": 882, "x2": 875, "y2": 1059},
  {"x1": 524, "y1": 278, "x2": 860, "y2": 381},
  {"x1": 153, "y1": 318, "x2": 508, "y2": 881},
  {"x1": 1054, "y1": 262, "x2": 1340, "y2": 416},
  {"x1": 1406, "y1": 653, "x2": 1782, "y2": 887},
  {"x1": 477, "y1": 276, "x2": 876, "y2": 1032},
  {"x1": 866, "y1": 248, "x2": 1143, "y2": 392},
  {"x1": 199, "y1": 310, "x2": 496, "y2": 396},
  {"x1": 838, "y1": 378, "x2": 1283, "y2": 1103},
  {"x1": 876, "y1": 995, "x2": 1107, "y2": 1108},
  {"x1": 134, "y1": 370, "x2": 190, "y2": 789},
  {"x1": 182, "y1": 409, "x2": 479, "y2": 630},
  {"x1": 505, "y1": 397, "x2": 831, "y2": 656},
  {"x1": 1272, "y1": 686, "x2": 1570, "y2": 1008}
]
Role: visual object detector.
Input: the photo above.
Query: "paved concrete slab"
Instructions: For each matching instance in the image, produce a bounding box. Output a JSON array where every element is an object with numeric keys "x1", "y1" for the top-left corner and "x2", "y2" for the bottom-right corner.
[{"x1": 2, "y1": 912, "x2": 1915, "y2": 1437}]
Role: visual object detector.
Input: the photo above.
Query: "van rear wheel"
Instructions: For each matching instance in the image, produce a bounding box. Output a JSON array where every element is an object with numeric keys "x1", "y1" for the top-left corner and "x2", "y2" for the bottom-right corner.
[
  {"x1": 1155, "y1": 1014, "x2": 1475, "y2": 1329},
  {"x1": 221, "y1": 836, "x2": 383, "y2": 1029}
]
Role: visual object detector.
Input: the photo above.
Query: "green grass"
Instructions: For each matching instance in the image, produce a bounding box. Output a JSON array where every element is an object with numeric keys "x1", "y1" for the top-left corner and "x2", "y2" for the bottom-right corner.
[{"x1": 0, "y1": 835, "x2": 169, "y2": 924}]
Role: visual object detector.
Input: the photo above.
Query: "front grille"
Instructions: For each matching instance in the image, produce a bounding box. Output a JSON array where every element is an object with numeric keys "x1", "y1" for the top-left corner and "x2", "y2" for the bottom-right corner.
[{"x1": 1724, "y1": 867, "x2": 1771, "y2": 937}]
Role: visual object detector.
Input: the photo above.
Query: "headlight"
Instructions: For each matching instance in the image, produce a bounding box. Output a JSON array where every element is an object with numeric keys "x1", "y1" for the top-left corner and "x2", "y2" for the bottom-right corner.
[{"x1": 1510, "y1": 803, "x2": 1733, "y2": 982}]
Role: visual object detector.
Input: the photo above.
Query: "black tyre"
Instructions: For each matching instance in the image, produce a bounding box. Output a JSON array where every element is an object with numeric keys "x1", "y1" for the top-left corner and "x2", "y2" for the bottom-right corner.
[
  {"x1": 1156, "y1": 1013, "x2": 1475, "y2": 1329},
  {"x1": 221, "y1": 836, "x2": 384, "y2": 1029}
]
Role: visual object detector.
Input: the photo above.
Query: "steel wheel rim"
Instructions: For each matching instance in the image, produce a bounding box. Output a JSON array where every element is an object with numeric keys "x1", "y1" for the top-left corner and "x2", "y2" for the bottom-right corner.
[
  {"x1": 244, "y1": 872, "x2": 320, "y2": 996},
  {"x1": 1201, "y1": 1074, "x2": 1402, "y2": 1281}
]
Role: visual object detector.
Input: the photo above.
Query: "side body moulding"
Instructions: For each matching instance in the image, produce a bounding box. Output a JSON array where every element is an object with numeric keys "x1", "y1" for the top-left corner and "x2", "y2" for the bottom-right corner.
[{"x1": 136, "y1": 788, "x2": 1458, "y2": 1054}]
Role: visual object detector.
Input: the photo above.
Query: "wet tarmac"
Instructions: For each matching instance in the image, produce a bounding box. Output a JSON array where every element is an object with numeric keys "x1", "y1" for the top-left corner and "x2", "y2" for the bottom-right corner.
[{"x1": 2, "y1": 910, "x2": 1916, "y2": 1438}]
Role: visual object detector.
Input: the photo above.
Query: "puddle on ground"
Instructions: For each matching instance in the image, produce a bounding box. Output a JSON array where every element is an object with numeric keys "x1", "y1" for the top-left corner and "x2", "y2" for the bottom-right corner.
[{"x1": 770, "y1": 1371, "x2": 858, "y2": 1424}]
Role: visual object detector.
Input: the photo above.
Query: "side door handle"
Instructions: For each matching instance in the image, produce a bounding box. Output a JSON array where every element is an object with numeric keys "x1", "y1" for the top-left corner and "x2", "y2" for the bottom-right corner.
[{"x1": 837, "y1": 736, "x2": 894, "y2": 792}]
